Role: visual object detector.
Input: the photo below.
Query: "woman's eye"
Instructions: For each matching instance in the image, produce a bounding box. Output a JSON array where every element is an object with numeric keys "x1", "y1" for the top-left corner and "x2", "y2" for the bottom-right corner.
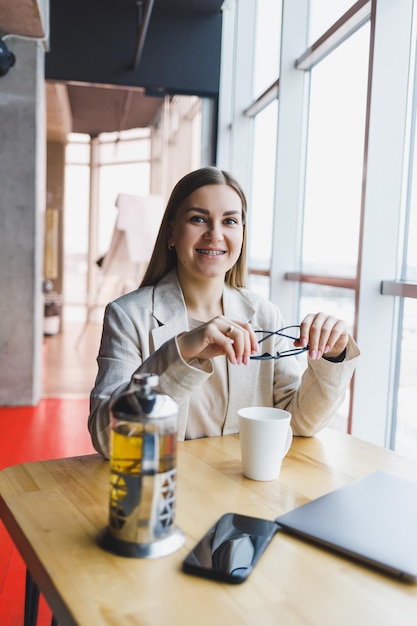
[{"x1": 188, "y1": 215, "x2": 240, "y2": 226}]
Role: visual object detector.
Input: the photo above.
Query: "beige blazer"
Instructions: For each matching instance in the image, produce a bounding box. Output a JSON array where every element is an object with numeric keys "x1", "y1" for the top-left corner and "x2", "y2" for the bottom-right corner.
[{"x1": 89, "y1": 269, "x2": 360, "y2": 458}]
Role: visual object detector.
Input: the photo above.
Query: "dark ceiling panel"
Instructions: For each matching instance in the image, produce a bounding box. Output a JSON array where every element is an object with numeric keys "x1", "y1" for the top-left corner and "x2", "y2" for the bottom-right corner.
[
  {"x1": 45, "y1": 0, "x2": 223, "y2": 97},
  {"x1": 156, "y1": 0, "x2": 223, "y2": 14}
]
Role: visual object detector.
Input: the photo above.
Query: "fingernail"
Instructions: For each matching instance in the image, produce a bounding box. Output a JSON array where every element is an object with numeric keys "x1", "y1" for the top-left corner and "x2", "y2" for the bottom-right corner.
[
  {"x1": 324, "y1": 345, "x2": 330, "y2": 354},
  {"x1": 309, "y1": 350, "x2": 317, "y2": 359}
]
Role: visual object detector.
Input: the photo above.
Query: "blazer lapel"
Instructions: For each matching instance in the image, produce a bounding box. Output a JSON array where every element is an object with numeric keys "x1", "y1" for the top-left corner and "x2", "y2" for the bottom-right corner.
[{"x1": 150, "y1": 270, "x2": 189, "y2": 350}]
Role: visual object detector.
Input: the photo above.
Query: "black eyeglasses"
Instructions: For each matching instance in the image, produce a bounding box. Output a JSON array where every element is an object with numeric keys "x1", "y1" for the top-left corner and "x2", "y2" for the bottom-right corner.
[{"x1": 250, "y1": 325, "x2": 309, "y2": 361}]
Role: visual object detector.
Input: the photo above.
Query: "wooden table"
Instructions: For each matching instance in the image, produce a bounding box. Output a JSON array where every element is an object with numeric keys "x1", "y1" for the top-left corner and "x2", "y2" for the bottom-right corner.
[{"x1": 1, "y1": 429, "x2": 417, "y2": 626}]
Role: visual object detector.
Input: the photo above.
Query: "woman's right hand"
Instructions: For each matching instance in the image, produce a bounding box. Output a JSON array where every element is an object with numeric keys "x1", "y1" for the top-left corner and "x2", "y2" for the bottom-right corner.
[{"x1": 177, "y1": 315, "x2": 258, "y2": 365}]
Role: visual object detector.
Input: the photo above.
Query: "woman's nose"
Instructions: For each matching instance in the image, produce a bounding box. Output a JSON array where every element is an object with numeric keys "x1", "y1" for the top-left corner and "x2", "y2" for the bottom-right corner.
[{"x1": 204, "y1": 223, "x2": 224, "y2": 241}]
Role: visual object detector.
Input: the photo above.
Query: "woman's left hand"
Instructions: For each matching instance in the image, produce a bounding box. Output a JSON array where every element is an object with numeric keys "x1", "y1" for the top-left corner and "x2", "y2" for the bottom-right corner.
[{"x1": 295, "y1": 313, "x2": 349, "y2": 360}]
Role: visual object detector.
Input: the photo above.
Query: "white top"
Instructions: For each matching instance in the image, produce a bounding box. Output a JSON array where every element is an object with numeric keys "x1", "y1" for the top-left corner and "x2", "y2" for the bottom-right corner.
[{"x1": 186, "y1": 317, "x2": 228, "y2": 438}]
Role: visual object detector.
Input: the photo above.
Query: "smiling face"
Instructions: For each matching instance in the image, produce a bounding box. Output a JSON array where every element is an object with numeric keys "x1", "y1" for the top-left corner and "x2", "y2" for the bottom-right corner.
[{"x1": 168, "y1": 184, "x2": 244, "y2": 284}]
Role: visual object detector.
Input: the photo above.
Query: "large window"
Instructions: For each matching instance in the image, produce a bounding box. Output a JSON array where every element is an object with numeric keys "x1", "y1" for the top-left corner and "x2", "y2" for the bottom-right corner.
[
  {"x1": 217, "y1": 0, "x2": 417, "y2": 461},
  {"x1": 390, "y1": 39, "x2": 417, "y2": 456},
  {"x1": 247, "y1": 101, "x2": 278, "y2": 297},
  {"x1": 395, "y1": 299, "x2": 417, "y2": 458},
  {"x1": 245, "y1": 0, "x2": 282, "y2": 297},
  {"x1": 64, "y1": 136, "x2": 91, "y2": 322},
  {"x1": 302, "y1": 24, "x2": 369, "y2": 277},
  {"x1": 308, "y1": 0, "x2": 360, "y2": 43},
  {"x1": 64, "y1": 130, "x2": 151, "y2": 322},
  {"x1": 96, "y1": 129, "x2": 151, "y2": 257},
  {"x1": 299, "y1": 283, "x2": 356, "y2": 431},
  {"x1": 406, "y1": 103, "x2": 417, "y2": 282},
  {"x1": 252, "y1": 0, "x2": 282, "y2": 97}
]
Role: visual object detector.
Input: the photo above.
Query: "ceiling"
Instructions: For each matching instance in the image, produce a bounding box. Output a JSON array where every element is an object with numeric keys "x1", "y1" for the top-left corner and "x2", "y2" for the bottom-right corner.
[
  {"x1": 0, "y1": 0, "x2": 47, "y2": 38},
  {"x1": 61, "y1": 84, "x2": 166, "y2": 137},
  {"x1": 0, "y1": 0, "x2": 224, "y2": 140}
]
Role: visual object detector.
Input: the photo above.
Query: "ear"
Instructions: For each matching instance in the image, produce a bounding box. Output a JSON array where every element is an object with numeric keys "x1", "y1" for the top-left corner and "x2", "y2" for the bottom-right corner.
[{"x1": 166, "y1": 223, "x2": 174, "y2": 247}]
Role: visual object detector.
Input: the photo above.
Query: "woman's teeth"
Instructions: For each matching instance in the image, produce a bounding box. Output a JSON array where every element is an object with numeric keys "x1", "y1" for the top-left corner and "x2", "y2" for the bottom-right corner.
[{"x1": 197, "y1": 249, "x2": 225, "y2": 256}]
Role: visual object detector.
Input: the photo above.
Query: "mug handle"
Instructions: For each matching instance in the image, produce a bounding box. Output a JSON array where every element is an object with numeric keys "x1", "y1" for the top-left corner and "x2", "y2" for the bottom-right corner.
[{"x1": 283, "y1": 425, "x2": 293, "y2": 457}]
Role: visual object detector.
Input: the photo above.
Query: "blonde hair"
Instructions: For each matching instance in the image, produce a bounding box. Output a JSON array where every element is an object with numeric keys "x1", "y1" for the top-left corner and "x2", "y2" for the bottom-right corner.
[{"x1": 140, "y1": 167, "x2": 248, "y2": 288}]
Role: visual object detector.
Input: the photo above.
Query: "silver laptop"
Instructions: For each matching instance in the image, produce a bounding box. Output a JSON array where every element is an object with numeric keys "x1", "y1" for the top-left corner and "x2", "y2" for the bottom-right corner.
[{"x1": 275, "y1": 471, "x2": 417, "y2": 581}]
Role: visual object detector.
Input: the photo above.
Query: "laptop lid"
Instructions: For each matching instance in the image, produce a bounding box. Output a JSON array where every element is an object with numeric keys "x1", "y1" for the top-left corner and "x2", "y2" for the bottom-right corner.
[{"x1": 275, "y1": 471, "x2": 417, "y2": 581}]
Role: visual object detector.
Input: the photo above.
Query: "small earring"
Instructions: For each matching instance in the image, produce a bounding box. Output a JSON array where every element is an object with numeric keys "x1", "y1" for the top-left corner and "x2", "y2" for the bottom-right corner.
[{"x1": 168, "y1": 244, "x2": 174, "y2": 251}]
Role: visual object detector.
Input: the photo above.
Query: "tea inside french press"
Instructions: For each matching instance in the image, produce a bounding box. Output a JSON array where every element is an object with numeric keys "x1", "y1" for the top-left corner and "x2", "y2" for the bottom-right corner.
[{"x1": 97, "y1": 373, "x2": 185, "y2": 558}]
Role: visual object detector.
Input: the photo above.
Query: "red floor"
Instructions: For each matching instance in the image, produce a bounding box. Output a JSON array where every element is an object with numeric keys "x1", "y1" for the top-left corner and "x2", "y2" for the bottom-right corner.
[{"x1": 0, "y1": 398, "x2": 95, "y2": 626}]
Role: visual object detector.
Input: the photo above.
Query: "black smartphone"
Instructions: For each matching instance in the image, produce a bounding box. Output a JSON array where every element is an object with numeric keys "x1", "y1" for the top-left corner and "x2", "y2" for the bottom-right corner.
[{"x1": 182, "y1": 513, "x2": 279, "y2": 584}]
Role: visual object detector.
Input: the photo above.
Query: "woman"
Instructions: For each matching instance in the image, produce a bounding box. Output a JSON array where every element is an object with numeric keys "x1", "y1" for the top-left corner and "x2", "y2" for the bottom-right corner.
[{"x1": 89, "y1": 167, "x2": 360, "y2": 458}]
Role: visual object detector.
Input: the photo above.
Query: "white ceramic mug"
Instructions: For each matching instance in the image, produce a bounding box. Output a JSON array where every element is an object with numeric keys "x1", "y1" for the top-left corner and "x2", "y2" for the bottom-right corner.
[{"x1": 238, "y1": 407, "x2": 293, "y2": 481}]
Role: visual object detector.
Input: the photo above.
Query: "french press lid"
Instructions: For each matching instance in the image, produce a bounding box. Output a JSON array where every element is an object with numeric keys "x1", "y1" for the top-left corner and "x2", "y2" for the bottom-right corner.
[{"x1": 110, "y1": 373, "x2": 177, "y2": 421}]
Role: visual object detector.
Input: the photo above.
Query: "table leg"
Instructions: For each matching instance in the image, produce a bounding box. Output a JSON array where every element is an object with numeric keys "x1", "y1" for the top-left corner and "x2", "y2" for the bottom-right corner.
[{"x1": 24, "y1": 568, "x2": 40, "y2": 626}]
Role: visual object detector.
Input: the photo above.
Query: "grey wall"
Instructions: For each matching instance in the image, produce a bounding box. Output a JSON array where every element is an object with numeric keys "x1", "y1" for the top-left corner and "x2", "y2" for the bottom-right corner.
[{"x1": 0, "y1": 37, "x2": 45, "y2": 405}]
